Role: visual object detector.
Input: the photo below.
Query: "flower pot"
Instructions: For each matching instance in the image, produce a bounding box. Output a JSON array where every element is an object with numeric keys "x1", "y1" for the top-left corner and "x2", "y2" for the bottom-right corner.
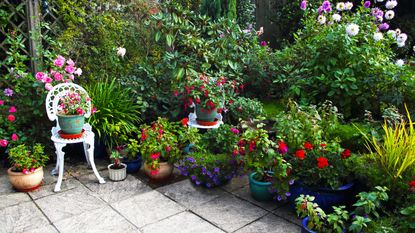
[
  {"x1": 7, "y1": 167, "x2": 44, "y2": 192},
  {"x1": 289, "y1": 181, "x2": 355, "y2": 212},
  {"x1": 301, "y1": 216, "x2": 346, "y2": 233},
  {"x1": 196, "y1": 104, "x2": 217, "y2": 123},
  {"x1": 248, "y1": 172, "x2": 275, "y2": 202},
  {"x1": 108, "y1": 163, "x2": 127, "y2": 181},
  {"x1": 57, "y1": 114, "x2": 84, "y2": 134},
  {"x1": 143, "y1": 162, "x2": 173, "y2": 180},
  {"x1": 123, "y1": 156, "x2": 142, "y2": 174}
]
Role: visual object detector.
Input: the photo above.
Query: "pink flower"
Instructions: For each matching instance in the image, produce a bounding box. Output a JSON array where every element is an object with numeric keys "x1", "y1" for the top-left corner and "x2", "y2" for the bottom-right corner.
[
  {"x1": 65, "y1": 65, "x2": 75, "y2": 74},
  {"x1": 11, "y1": 133, "x2": 18, "y2": 141},
  {"x1": 150, "y1": 169, "x2": 159, "y2": 176},
  {"x1": 69, "y1": 74, "x2": 75, "y2": 80},
  {"x1": 66, "y1": 59, "x2": 75, "y2": 66},
  {"x1": 0, "y1": 100, "x2": 4, "y2": 105},
  {"x1": 45, "y1": 77, "x2": 53, "y2": 83},
  {"x1": 74, "y1": 68, "x2": 82, "y2": 76},
  {"x1": 91, "y1": 107, "x2": 97, "y2": 114},
  {"x1": 166, "y1": 146, "x2": 171, "y2": 152},
  {"x1": 54, "y1": 72, "x2": 63, "y2": 81},
  {"x1": 230, "y1": 128, "x2": 240, "y2": 135},
  {"x1": 22, "y1": 168, "x2": 29, "y2": 174},
  {"x1": 30, "y1": 168, "x2": 35, "y2": 173},
  {"x1": 0, "y1": 139, "x2": 8, "y2": 147},
  {"x1": 9, "y1": 106, "x2": 16, "y2": 113},
  {"x1": 45, "y1": 83, "x2": 53, "y2": 91},
  {"x1": 35, "y1": 72, "x2": 46, "y2": 82},
  {"x1": 76, "y1": 108, "x2": 85, "y2": 115},
  {"x1": 53, "y1": 55, "x2": 65, "y2": 67},
  {"x1": 151, "y1": 152, "x2": 160, "y2": 160},
  {"x1": 8, "y1": 115, "x2": 15, "y2": 122}
]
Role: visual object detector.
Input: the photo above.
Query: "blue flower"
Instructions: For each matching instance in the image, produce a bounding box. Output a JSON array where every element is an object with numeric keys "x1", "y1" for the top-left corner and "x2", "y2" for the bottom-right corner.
[
  {"x1": 285, "y1": 192, "x2": 291, "y2": 197},
  {"x1": 289, "y1": 179, "x2": 295, "y2": 185},
  {"x1": 206, "y1": 183, "x2": 212, "y2": 188},
  {"x1": 191, "y1": 175, "x2": 197, "y2": 181},
  {"x1": 187, "y1": 157, "x2": 195, "y2": 163},
  {"x1": 214, "y1": 167, "x2": 220, "y2": 173},
  {"x1": 195, "y1": 180, "x2": 201, "y2": 186},
  {"x1": 201, "y1": 167, "x2": 207, "y2": 175},
  {"x1": 277, "y1": 195, "x2": 282, "y2": 201}
]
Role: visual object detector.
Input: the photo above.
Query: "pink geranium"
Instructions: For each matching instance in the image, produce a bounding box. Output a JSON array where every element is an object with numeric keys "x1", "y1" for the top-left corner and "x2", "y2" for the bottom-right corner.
[
  {"x1": 0, "y1": 139, "x2": 8, "y2": 147},
  {"x1": 11, "y1": 133, "x2": 18, "y2": 141},
  {"x1": 53, "y1": 55, "x2": 65, "y2": 67},
  {"x1": 9, "y1": 106, "x2": 16, "y2": 113},
  {"x1": 65, "y1": 65, "x2": 75, "y2": 74}
]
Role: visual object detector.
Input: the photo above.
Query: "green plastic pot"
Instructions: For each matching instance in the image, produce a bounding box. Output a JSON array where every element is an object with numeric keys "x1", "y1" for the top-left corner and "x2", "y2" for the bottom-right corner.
[
  {"x1": 248, "y1": 172, "x2": 275, "y2": 202},
  {"x1": 57, "y1": 114, "x2": 84, "y2": 134},
  {"x1": 195, "y1": 104, "x2": 217, "y2": 122}
]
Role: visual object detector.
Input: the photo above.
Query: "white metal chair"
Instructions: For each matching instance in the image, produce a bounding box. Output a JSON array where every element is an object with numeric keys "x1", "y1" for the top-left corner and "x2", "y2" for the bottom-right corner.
[{"x1": 45, "y1": 83, "x2": 105, "y2": 192}]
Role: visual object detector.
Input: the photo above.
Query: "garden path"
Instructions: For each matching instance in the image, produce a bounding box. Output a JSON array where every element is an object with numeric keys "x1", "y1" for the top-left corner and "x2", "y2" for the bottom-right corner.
[{"x1": 0, "y1": 158, "x2": 300, "y2": 233}]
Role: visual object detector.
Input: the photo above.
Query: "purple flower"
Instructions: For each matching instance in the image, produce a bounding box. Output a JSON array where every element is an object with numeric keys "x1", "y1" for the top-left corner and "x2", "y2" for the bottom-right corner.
[
  {"x1": 322, "y1": 1, "x2": 331, "y2": 12},
  {"x1": 4, "y1": 88, "x2": 13, "y2": 97},
  {"x1": 289, "y1": 179, "x2": 295, "y2": 185},
  {"x1": 364, "y1": 1, "x2": 371, "y2": 8},
  {"x1": 201, "y1": 167, "x2": 207, "y2": 175},
  {"x1": 300, "y1": 0, "x2": 307, "y2": 10},
  {"x1": 277, "y1": 195, "x2": 282, "y2": 201},
  {"x1": 191, "y1": 175, "x2": 197, "y2": 181},
  {"x1": 260, "y1": 41, "x2": 267, "y2": 46},
  {"x1": 230, "y1": 128, "x2": 240, "y2": 135},
  {"x1": 379, "y1": 23, "x2": 390, "y2": 31},
  {"x1": 371, "y1": 8, "x2": 384, "y2": 18},
  {"x1": 187, "y1": 157, "x2": 195, "y2": 163},
  {"x1": 318, "y1": 6, "x2": 324, "y2": 15},
  {"x1": 285, "y1": 192, "x2": 291, "y2": 197},
  {"x1": 206, "y1": 183, "x2": 212, "y2": 188},
  {"x1": 195, "y1": 180, "x2": 201, "y2": 186},
  {"x1": 214, "y1": 167, "x2": 220, "y2": 173}
]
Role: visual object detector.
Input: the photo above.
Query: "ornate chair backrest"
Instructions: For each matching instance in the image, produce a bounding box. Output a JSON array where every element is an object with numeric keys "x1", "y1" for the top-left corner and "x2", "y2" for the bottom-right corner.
[{"x1": 45, "y1": 83, "x2": 92, "y2": 123}]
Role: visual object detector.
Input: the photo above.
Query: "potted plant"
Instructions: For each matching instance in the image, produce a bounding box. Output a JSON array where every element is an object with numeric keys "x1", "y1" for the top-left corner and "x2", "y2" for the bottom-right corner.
[
  {"x1": 287, "y1": 141, "x2": 355, "y2": 211},
  {"x1": 295, "y1": 186, "x2": 389, "y2": 233},
  {"x1": 177, "y1": 73, "x2": 241, "y2": 125},
  {"x1": 56, "y1": 90, "x2": 91, "y2": 135},
  {"x1": 120, "y1": 139, "x2": 142, "y2": 173},
  {"x1": 140, "y1": 117, "x2": 182, "y2": 180},
  {"x1": 7, "y1": 144, "x2": 48, "y2": 192},
  {"x1": 178, "y1": 124, "x2": 241, "y2": 187},
  {"x1": 108, "y1": 151, "x2": 127, "y2": 181},
  {"x1": 234, "y1": 128, "x2": 291, "y2": 202}
]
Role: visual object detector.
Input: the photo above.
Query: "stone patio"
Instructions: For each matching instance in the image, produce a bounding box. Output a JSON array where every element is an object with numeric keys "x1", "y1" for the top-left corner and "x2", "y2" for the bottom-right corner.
[{"x1": 0, "y1": 158, "x2": 301, "y2": 233}]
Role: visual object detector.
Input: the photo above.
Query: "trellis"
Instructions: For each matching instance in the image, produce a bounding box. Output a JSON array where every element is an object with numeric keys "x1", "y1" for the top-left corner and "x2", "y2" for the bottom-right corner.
[{"x1": 0, "y1": 0, "x2": 63, "y2": 76}]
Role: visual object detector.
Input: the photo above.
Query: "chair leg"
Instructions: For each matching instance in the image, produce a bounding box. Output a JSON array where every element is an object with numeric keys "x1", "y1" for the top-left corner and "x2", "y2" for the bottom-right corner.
[
  {"x1": 83, "y1": 142, "x2": 91, "y2": 168},
  {"x1": 51, "y1": 149, "x2": 60, "y2": 176},
  {"x1": 54, "y1": 143, "x2": 66, "y2": 192},
  {"x1": 85, "y1": 137, "x2": 105, "y2": 184}
]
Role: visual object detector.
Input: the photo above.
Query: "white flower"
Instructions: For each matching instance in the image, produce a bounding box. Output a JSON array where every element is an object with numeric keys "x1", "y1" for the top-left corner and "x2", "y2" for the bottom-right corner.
[
  {"x1": 396, "y1": 59, "x2": 404, "y2": 66},
  {"x1": 74, "y1": 68, "x2": 82, "y2": 76},
  {"x1": 385, "y1": 10, "x2": 395, "y2": 20},
  {"x1": 377, "y1": 0, "x2": 385, "y2": 2},
  {"x1": 373, "y1": 32, "x2": 383, "y2": 41},
  {"x1": 345, "y1": 2, "x2": 353, "y2": 10},
  {"x1": 397, "y1": 33, "x2": 408, "y2": 43},
  {"x1": 395, "y1": 28, "x2": 401, "y2": 35},
  {"x1": 376, "y1": 15, "x2": 383, "y2": 22},
  {"x1": 413, "y1": 45, "x2": 415, "y2": 52},
  {"x1": 332, "y1": 13, "x2": 341, "y2": 22},
  {"x1": 116, "y1": 47, "x2": 126, "y2": 58},
  {"x1": 385, "y1": 0, "x2": 397, "y2": 9},
  {"x1": 346, "y1": 23, "x2": 359, "y2": 36},
  {"x1": 318, "y1": 15, "x2": 327, "y2": 24},
  {"x1": 387, "y1": 30, "x2": 397, "y2": 39},
  {"x1": 397, "y1": 41, "x2": 405, "y2": 47},
  {"x1": 336, "y1": 2, "x2": 345, "y2": 11}
]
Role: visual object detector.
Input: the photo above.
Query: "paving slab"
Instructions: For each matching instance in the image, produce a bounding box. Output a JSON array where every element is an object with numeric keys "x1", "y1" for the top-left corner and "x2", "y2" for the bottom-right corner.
[
  {"x1": 0, "y1": 192, "x2": 31, "y2": 209},
  {"x1": 75, "y1": 169, "x2": 109, "y2": 184},
  {"x1": 42, "y1": 164, "x2": 71, "y2": 185},
  {"x1": 65, "y1": 159, "x2": 108, "y2": 178},
  {"x1": 28, "y1": 178, "x2": 83, "y2": 200},
  {"x1": 221, "y1": 175, "x2": 249, "y2": 192},
  {"x1": 0, "y1": 201, "x2": 49, "y2": 233},
  {"x1": 157, "y1": 179, "x2": 225, "y2": 208},
  {"x1": 142, "y1": 211, "x2": 224, "y2": 233},
  {"x1": 234, "y1": 213, "x2": 300, "y2": 233},
  {"x1": 25, "y1": 224, "x2": 59, "y2": 233},
  {"x1": 83, "y1": 174, "x2": 152, "y2": 203},
  {"x1": 54, "y1": 206, "x2": 139, "y2": 233},
  {"x1": 0, "y1": 172, "x2": 14, "y2": 194},
  {"x1": 133, "y1": 167, "x2": 187, "y2": 189},
  {"x1": 233, "y1": 185, "x2": 282, "y2": 211},
  {"x1": 111, "y1": 190, "x2": 185, "y2": 228},
  {"x1": 273, "y1": 204, "x2": 302, "y2": 226},
  {"x1": 35, "y1": 186, "x2": 106, "y2": 223},
  {"x1": 192, "y1": 193, "x2": 268, "y2": 232}
]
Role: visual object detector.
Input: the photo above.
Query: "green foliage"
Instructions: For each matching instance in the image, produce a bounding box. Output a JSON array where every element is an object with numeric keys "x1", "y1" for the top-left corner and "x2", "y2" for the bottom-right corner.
[
  {"x1": 200, "y1": 0, "x2": 222, "y2": 20},
  {"x1": 227, "y1": 0, "x2": 236, "y2": 20},
  {"x1": 228, "y1": 97, "x2": 264, "y2": 124},
  {"x1": 400, "y1": 205, "x2": 415, "y2": 230},
  {"x1": 110, "y1": 150, "x2": 124, "y2": 168},
  {"x1": 86, "y1": 78, "x2": 142, "y2": 149},
  {"x1": 199, "y1": 124, "x2": 240, "y2": 154},
  {"x1": 8, "y1": 144, "x2": 48, "y2": 172},
  {"x1": 236, "y1": 0, "x2": 255, "y2": 28}
]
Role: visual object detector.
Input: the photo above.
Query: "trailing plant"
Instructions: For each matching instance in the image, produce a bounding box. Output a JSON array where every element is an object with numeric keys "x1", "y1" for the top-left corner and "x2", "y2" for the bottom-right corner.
[{"x1": 8, "y1": 144, "x2": 48, "y2": 172}]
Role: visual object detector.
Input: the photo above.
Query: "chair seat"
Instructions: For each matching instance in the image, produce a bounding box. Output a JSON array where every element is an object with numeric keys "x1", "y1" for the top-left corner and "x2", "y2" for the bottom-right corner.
[{"x1": 51, "y1": 128, "x2": 94, "y2": 144}]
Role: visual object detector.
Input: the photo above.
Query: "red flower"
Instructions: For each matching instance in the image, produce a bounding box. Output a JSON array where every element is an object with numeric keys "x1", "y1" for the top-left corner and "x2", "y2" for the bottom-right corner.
[
  {"x1": 195, "y1": 98, "x2": 201, "y2": 104},
  {"x1": 320, "y1": 143, "x2": 327, "y2": 148},
  {"x1": 8, "y1": 114, "x2": 15, "y2": 122},
  {"x1": 238, "y1": 140, "x2": 246, "y2": 147},
  {"x1": 248, "y1": 141, "x2": 256, "y2": 152},
  {"x1": 150, "y1": 169, "x2": 159, "y2": 176},
  {"x1": 217, "y1": 108, "x2": 223, "y2": 114},
  {"x1": 304, "y1": 142, "x2": 313, "y2": 150},
  {"x1": 141, "y1": 129, "x2": 147, "y2": 141},
  {"x1": 0, "y1": 139, "x2": 8, "y2": 147},
  {"x1": 409, "y1": 180, "x2": 415, "y2": 188},
  {"x1": 295, "y1": 149, "x2": 305, "y2": 160},
  {"x1": 341, "y1": 149, "x2": 351, "y2": 159},
  {"x1": 181, "y1": 118, "x2": 189, "y2": 127},
  {"x1": 317, "y1": 157, "x2": 329, "y2": 169},
  {"x1": 278, "y1": 141, "x2": 288, "y2": 154},
  {"x1": 150, "y1": 153, "x2": 160, "y2": 160}
]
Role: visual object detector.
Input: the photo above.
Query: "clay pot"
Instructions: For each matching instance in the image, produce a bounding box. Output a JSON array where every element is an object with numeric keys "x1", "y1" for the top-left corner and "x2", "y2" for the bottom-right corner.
[
  {"x1": 143, "y1": 162, "x2": 173, "y2": 180},
  {"x1": 7, "y1": 167, "x2": 44, "y2": 192}
]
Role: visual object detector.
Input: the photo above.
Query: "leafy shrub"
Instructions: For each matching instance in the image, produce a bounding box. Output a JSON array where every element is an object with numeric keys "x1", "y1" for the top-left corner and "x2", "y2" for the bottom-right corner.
[
  {"x1": 8, "y1": 144, "x2": 48, "y2": 172},
  {"x1": 236, "y1": 0, "x2": 255, "y2": 28},
  {"x1": 228, "y1": 97, "x2": 264, "y2": 124},
  {"x1": 199, "y1": 124, "x2": 240, "y2": 154}
]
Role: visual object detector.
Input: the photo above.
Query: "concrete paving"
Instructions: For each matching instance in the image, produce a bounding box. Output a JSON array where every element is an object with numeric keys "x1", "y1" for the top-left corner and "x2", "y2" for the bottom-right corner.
[{"x1": 0, "y1": 159, "x2": 301, "y2": 233}]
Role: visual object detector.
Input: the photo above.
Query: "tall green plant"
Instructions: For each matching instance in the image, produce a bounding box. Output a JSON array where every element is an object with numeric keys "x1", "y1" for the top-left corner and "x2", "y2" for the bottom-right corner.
[{"x1": 86, "y1": 78, "x2": 142, "y2": 148}]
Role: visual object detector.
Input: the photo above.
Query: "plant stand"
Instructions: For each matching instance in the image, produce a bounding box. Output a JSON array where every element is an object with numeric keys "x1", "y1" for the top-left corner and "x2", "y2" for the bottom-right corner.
[{"x1": 187, "y1": 112, "x2": 223, "y2": 129}]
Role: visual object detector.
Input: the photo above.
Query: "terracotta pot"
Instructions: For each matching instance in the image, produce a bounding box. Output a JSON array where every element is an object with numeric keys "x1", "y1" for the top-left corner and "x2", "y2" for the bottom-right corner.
[
  {"x1": 143, "y1": 161, "x2": 173, "y2": 180},
  {"x1": 108, "y1": 163, "x2": 127, "y2": 181},
  {"x1": 7, "y1": 167, "x2": 44, "y2": 192}
]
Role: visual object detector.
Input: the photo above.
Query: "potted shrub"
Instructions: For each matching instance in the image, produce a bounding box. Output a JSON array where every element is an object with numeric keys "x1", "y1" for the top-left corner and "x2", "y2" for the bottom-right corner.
[
  {"x1": 235, "y1": 128, "x2": 291, "y2": 202},
  {"x1": 286, "y1": 141, "x2": 355, "y2": 211},
  {"x1": 108, "y1": 151, "x2": 127, "y2": 181},
  {"x1": 140, "y1": 117, "x2": 182, "y2": 180},
  {"x1": 56, "y1": 90, "x2": 91, "y2": 135},
  {"x1": 295, "y1": 186, "x2": 389, "y2": 233},
  {"x1": 7, "y1": 144, "x2": 48, "y2": 192}
]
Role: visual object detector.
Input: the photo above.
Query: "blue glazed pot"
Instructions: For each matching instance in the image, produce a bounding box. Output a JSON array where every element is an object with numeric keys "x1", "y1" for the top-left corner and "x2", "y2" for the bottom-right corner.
[
  {"x1": 301, "y1": 217, "x2": 346, "y2": 233},
  {"x1": 123, "y1": 155, "x2": 142, "y2": 173},
  {"x1": 248, "y1": 172, "x2": 275, "y2": 202},
  {"x1": 57, "y1": 114, "x2": 84, "y2": 134},
  {"x1": 289, "y1": 181, "x2": 354, "y2": 212},
  {"x1": 195, "y1": 104, "x2": 217, "y2": 122}
]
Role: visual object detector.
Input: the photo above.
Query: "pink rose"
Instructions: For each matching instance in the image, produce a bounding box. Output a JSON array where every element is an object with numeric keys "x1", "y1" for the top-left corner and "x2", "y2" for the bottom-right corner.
[
  {"x1": 35, "y1": 72, "x2": 46, "y2": 82},
  {"x1": 54, "y1": 72, "x2": 63, "y2": 81},
  {"x1": 66, "y1": 59, "x2": 75, "y2": 66},
  {"x1": 53, "y1": 55, "x2": 65, "y2": 67},
  {"x1": 45, "y1": 77, "x2": 53, "y2": 83},
  {"x1": 11, "y1": 133, "x2": 18, "y2": 141},
  {"x1": 69, "y1": 74, "x2": 74, "y2": 80},
  {"x1": 9, "y1": 106, "x2": 16, "y2": 113},
  {"x1": 0, "y1": 139, "x2": 8, "y2": 147},
  {"x1": 45, "y1": 83, "x2": 53, "y2": 91},
  {"x1": 74, "y1": 68, "x2": 82, "y2": 76},
  {"x1": 65, "y1": 65, "x2": 75, "y2": 74},
  {"x1": 8, "y1": 115, "x2": 15, "y2": 122}
]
